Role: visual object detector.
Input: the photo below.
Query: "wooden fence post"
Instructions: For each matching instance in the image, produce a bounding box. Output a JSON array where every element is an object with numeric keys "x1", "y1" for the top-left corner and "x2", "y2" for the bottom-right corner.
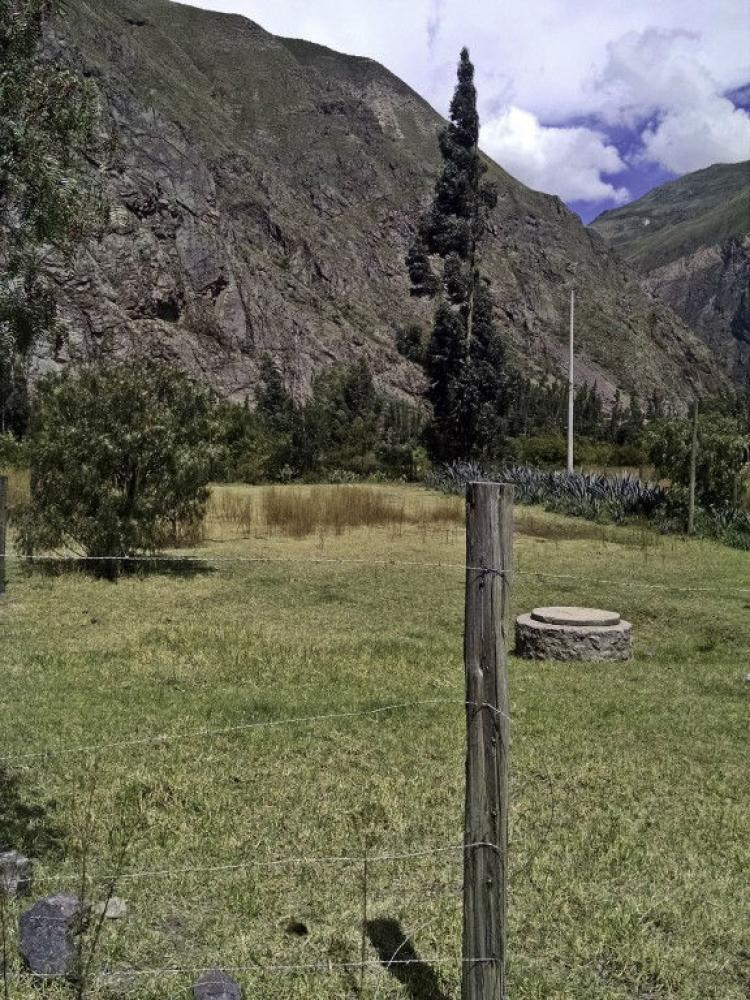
[
  {"x1": 463, "y1": 481, "x2": 513, "y2": 1000},
  {"x1": 687, "y1": 399, "x2": 699, "y2": 536},
  {"x1": 0, "y1": 475, "x2": 7, "y2": 598}
]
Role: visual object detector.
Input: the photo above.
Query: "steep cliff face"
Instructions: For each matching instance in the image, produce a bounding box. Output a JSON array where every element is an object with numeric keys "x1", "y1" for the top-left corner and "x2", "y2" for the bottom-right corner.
[
  {"x1": 591, "y1": 162, "x2": 750, "y2": 384},
  {"x1": 641, "y1": 237, "x2": 750, "y2": 378},
  {"x1": 43, "y1": 0, "x2": 723, "y2": 404}
]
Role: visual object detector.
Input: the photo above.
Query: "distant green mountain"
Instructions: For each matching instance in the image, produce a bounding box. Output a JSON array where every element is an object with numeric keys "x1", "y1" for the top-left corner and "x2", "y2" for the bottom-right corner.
[
  {"x1": 591, "y1": 162, "x2": 750, "y2": 382},
  {"x1": 39, "y1": 0, "x2": 723, "y2": 404},
  {"x1": 591, "y1": 162, "x2": 750, "y2": 270}
]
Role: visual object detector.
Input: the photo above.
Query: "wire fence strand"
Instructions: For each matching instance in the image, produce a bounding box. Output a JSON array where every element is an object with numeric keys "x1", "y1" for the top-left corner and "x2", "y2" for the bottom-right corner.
[
  {"x1": 34, "y1": 840, "x2": 502, "y2": 887},
  {"x1": 2, "y1": 550, "x2": 746, "y2": 594},
  {"x1": 0, "y1": 697, "x2": 480, "y2": 766},
  {"x1": 2, "y1": 956, "x2": 497, "y2": 985},
  {"x1": 0, "y1": 699, "x2": 513, "y2": 767}
]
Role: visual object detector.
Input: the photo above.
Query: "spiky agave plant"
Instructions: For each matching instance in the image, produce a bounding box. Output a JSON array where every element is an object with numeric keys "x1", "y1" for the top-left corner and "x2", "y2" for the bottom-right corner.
[{"x1": 428, "y1": 463, "x2": 666, "y2": 520}]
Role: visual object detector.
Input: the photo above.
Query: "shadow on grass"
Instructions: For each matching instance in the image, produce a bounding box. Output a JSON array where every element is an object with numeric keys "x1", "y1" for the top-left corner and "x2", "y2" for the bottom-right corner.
[
  {"x1": 24, "y1": 557, "x2": 215, "y2": 581},
  {"x1": 0, "y1": 767, "x2": 66, "y2": 859},
  {"x1": 367, "y1": 918, "x2": 450, "y2": 1000}
]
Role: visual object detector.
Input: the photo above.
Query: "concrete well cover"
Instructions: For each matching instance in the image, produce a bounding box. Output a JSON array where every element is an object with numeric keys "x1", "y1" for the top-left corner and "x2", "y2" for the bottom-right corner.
[{"x1": 530, "y1": 607, "x2": 621, "y2": 627}]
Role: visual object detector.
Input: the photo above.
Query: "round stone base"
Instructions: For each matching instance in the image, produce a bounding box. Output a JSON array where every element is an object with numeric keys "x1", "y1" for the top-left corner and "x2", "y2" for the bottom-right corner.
[{"x1": 515, "y1": 608, "x2": 632, "y2": 662}]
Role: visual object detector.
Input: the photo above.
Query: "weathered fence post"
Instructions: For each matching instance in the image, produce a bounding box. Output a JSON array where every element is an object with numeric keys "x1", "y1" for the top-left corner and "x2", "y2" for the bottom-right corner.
[
  {"x1": 687, "y1": 399, "x2": 699, "y2": 536},
  {"x1": 463, "y1": 481, "x2": 513, "y2": 1000},
  {"x1": 0, "y1": 475, "x2": 7, "y2": 598}
]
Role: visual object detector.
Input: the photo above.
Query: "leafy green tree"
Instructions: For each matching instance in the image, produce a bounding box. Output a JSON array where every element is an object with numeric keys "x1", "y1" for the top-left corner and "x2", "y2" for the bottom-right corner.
[
  {"x1": 217, "y1": 359, "x2": 426, "y2": 483},
  {"x1": 217, "y1": 402, "x2": 276, "y2": 484},
  {"x1": 646, "y1": 411, "x2": 748, "y2": 509},
  {"x1": 217, "y1": 358, "x2": 297, "y2": 484},
  {"x1": 0, "y1": 0, "x2": 101, "y2": 435},
  {"x1": 406, "y1": 48, "x2": 506, "y2": 461},
  {"x1": 607, "y1": 390, "x2": 624, "y2": 443},
  {"x1": 619, "y1": 392, "x2": 644, "y2": 445},
  {"x1": 377, "y1": 398, "x2": 428, "y2": 479},
  {"x1": 296, "y1": 361, "x2": 382, "y2": 475},
  {"x1": 573, "y1": 383, "x2": 604, "y2": 438},
  {"x1": 255, "y1": 356, "x2": 296, "y2": 436},
  {"x1": 19, "y1": 363, "x2": 223, "y2": 571}
]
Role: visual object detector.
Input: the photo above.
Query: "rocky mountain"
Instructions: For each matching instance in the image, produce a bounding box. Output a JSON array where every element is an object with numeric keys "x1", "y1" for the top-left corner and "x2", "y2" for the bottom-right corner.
[
  {"x1": 591, "y1": 162, "x2": 750, "y2": 384},
  {"x1": 43, "y1": 0, "x2": 724, "y2": 405}
]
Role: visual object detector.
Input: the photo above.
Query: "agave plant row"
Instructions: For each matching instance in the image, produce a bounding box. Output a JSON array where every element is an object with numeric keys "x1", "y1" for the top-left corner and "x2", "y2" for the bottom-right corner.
[{"x1": 428, "y1": 462, "x2": 666, "y2": 523}]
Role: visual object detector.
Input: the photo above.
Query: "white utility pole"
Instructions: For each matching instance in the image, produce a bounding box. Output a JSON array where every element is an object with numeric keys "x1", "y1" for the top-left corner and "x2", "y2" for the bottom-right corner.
[{"x1": 567, "y1": 288, "x2": 575, "y2": 473}]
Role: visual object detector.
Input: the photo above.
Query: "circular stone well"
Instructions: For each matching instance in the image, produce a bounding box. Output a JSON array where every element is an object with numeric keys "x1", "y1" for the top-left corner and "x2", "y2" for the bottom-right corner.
[{"x1": 515, "y1": 606, "x2": 632, "y2": 662}]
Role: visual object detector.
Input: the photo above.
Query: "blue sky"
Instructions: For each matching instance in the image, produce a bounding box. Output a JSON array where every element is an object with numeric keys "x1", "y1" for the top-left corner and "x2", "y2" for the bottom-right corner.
[{"x1": 179, "y1": 0, "x2": 750, "y2": 222}]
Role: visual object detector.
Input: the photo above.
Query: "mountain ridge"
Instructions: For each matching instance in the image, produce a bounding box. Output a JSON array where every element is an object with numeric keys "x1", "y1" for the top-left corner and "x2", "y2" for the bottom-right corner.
[
  {"x1": 41, "y1": 0, "x2": 724, "y2": 405},
  {"x1": 591, "y1": 161, "x2": 750, "y2": 382}
]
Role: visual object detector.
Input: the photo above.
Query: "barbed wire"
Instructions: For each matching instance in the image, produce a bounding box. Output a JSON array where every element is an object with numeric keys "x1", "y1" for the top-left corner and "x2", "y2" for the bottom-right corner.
[
  {"x1": 2, "y1": 956, "x2": 496, "y2": 984},
  {"x1": 35, "y1": 840, "x2": 498, "y2": 887},
  {"x1": 0, "y1": 698, "x2": 512, "y2": 767},
  {"x1": 1, "y1": 551, "x2": 474, "y2": 571},
  {"x1": 0, "y1": 698, "x2": 465, "y2": 765},
  {"x1": 3, "y1": 549, "x2": 746, "y2": 594}
]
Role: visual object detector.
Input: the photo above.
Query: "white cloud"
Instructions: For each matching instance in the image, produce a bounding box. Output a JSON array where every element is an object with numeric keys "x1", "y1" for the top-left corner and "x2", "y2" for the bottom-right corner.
[
  {"x1": 641, "y1": 99, "x2": 750, "y2": 173},
  {"x1": 481, "y1": 106, "x2": 629, "y2": 204},
  {"x1": 594, "y1": 28, "x2": 716, "y2": 123},
  {"x1": 594, "y1": 26, "x2": 750, "y2": 172}
]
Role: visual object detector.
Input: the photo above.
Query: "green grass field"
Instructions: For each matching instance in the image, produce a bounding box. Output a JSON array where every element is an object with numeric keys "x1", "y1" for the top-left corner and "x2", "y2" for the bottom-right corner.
[{"x1": 1, "y1": 484, "x2": 748, "y2": 999}]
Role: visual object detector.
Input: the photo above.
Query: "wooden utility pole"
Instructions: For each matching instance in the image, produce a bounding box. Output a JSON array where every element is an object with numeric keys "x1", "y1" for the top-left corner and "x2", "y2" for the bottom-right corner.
[
  {"x1": 0, "y1": 475, "x2": 6, "y2": 597},
  {"x1": 463, "y1": 481, "x2": 513, "y2": 1000},
  {"x1": 567, "y1": 288, "x2": 575, "y2": 473},
  {"x1": 687, "y1": 399, "x2": 699, "y2": 535}
]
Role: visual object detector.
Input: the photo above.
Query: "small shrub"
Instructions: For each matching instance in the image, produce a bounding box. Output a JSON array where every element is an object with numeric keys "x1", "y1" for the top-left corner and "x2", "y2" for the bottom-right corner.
[
  {"x1": 646, "y1": 412, "x2": 747, "y2": 509},
  {"x1": 18, "y1": 362, "x2": 224, "y2": 570},
  {"x1": 511, "y1": 434, "x2": 648, "y2": 470},
  {"x1": 514, "y1": 434, "x2": 566, "y2": 466}
]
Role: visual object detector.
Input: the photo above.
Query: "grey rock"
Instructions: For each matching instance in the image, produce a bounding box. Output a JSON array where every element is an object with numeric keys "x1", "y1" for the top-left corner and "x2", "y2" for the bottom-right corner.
[
  {"x1": 515, "y1": 612, "x2": 633, "y2": 662},
  {"x1": 91, "y1": 896, "x2": 127, "y2": 920},
  {"x1": 744, "y1": 673, "x2": 750, "y2": 683},
  {"x1": 18, "y1": 893, "x2": 85, "y2": 979},
  {"x1": 193, "y1": 968, "x2": 243, "y2": 1000},
  {"x1": 0, "y1": 850, "x2": 33, "y2": 898}
]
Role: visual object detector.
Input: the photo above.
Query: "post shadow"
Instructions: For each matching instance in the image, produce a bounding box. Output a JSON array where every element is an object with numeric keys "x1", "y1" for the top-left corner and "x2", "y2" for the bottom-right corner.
[
  {"x1": 23, "y1": 556, "x2": 215, "y2": 581},
  {"x1": 366, "y1": 918, "x2": 450, "y2": 1000}
]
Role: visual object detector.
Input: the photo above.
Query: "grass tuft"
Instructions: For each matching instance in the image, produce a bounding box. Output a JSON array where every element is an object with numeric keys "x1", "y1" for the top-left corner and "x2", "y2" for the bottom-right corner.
[
  {"x1": 262, "y1": 485, "x2": 405, "y2": 537},
  {"x1": 202, "y1": 484, "x2": 464, "y2": 541}
]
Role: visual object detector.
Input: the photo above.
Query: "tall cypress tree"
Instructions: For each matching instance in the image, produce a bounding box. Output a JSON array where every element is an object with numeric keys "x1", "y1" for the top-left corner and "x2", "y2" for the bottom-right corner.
[{"x1": 407, "y1": 48, "x2": 506, "y2": 461}]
